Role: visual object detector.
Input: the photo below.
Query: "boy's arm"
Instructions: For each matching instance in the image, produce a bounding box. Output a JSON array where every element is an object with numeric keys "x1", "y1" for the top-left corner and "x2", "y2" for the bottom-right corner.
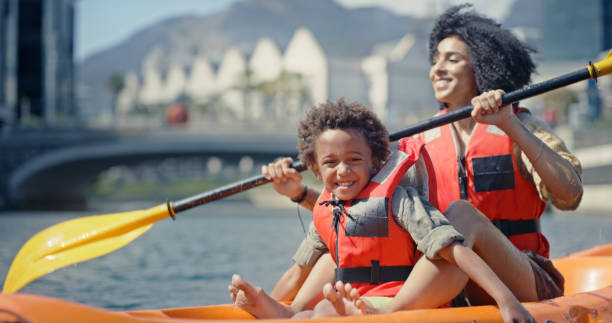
[
  {"x1": 261, "y1": 157, "x2": 320, "y2": 211},
  {"x1": 271, "y1": 221, "x2": 328, "y2": 301},
  {"x1": 294, "y1": 185, "x2": 320, "y2": 211},
  {"x1": 270, "y1": 263, "x2": 312, "y2": 301},
  {"x1": 437, "y1": 242, "x2": 535, "y2": 323}
]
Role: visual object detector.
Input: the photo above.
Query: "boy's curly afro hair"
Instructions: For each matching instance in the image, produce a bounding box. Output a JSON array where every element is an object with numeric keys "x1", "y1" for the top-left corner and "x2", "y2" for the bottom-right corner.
[
  {"x1": 297, "y1": 98, "x2": 389, "y2": 171},
  {"x1": 429, "y1": 4, "x2": 536, "y2": 93}
]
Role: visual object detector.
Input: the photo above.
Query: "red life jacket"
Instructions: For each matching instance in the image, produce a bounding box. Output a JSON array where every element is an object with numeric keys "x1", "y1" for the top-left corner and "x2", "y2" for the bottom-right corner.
[
  {"x1": 400, "y1": 108, "x2": 549, "y2": 257},
  {"x1": 313, "y1": 138, "x2": 423, "y2": 297}
]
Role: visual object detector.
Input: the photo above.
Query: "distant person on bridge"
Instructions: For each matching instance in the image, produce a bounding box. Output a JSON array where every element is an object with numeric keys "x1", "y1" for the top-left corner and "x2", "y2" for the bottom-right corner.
[
  {"x1": 257, "y1": 4, "x2": 582, "y2": 317},
  {"x1": 228, "y1": 98, "x2": 533, "y2": 322}
]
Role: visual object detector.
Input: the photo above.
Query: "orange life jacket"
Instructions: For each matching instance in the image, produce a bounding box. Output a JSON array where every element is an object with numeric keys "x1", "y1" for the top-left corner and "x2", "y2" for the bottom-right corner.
[
  {"x1": 313, "y1": 139, "x2": 423, "y2": 297},
  {"x1": 400, "y1": 108, "x2": 549, "y2": 257}
]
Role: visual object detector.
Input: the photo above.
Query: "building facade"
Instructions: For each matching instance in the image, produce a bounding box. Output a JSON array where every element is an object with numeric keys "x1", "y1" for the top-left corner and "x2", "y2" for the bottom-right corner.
[
  {"x1": 542, "y1": 0, "x2": 612, "y2": 60},
  {"x1": 0, "y1": 0, "x2": 74, "y2": 129}
]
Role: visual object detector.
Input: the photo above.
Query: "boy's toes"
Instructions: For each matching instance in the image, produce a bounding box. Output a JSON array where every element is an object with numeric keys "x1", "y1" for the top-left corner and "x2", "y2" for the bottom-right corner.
[
  {"x1": 231, "y1": 274, "x2": 259, "y2": 297},
  {"x1": 323, "y1": 283, "x2": 339, "y2": 303}
]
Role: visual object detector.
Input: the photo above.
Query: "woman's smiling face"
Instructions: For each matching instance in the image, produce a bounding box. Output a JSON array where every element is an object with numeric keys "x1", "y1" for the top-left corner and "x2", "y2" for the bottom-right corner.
[
  {"x1": 312, "y1": 128, "x2": 373, "y2": 201},
  {"x1": 429, "y1": 36, "x2": 479, "y2": 108}
]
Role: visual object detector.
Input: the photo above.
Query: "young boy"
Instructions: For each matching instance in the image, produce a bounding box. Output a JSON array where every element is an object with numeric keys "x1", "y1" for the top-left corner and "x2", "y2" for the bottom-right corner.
[{"x1": 229, "y1": 99, "x2": 534, "y2": 322}]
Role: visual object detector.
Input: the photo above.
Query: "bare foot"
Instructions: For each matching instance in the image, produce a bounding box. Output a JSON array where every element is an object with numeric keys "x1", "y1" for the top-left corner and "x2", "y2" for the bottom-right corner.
[
  {"x1": 228, "y1": 274, "x2": 294, "y2": 319},
  {"x1": 320, "y1": 281, "x2": 368, "y2": 316}
]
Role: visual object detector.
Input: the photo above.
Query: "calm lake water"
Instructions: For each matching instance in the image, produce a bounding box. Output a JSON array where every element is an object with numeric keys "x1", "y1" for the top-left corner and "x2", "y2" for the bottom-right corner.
[{"x1": 1, "y1": 202, "x2": 611, "y2": 311}]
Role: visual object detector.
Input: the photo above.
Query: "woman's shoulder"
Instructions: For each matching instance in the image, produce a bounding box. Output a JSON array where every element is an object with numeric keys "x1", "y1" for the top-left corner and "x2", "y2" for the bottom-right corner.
[{"x1": 516, "y1": 108, "x2": 555, "y2": 134}]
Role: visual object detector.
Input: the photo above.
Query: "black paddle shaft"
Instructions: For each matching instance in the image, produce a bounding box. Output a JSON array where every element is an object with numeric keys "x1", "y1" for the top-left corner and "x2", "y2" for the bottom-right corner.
[
  {"x1": 389, "y1": 68, "x2": 591, "y2": 141},
  {"x1": 172, "y1": 66, "x2": 593, "y2": 213}
]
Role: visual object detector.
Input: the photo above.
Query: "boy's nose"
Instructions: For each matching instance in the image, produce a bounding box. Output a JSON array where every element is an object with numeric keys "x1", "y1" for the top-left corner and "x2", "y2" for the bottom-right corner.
[{"x1": 337, "y1": 162, "x2": 350, "y2": 175}]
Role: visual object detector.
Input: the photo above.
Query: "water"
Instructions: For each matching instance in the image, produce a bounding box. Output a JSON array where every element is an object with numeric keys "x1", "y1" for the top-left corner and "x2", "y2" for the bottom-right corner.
[{"x1": 1, "y1": 203, "x2": 611, "y2": 311}]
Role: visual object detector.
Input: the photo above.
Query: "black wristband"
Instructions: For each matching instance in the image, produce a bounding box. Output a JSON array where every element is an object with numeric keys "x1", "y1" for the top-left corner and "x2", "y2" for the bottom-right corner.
[{"x1": 291, "y1": 186, "x2": 308, "y2": 203}]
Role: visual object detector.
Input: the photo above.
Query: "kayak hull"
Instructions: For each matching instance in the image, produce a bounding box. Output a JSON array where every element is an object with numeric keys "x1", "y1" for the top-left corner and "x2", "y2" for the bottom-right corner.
[
  {"x1": 1, "y1": 286, "x2": 611, "y2": 323},
  {"x1": 1, "y1": 244, "x2": 612, "y2": 323}
]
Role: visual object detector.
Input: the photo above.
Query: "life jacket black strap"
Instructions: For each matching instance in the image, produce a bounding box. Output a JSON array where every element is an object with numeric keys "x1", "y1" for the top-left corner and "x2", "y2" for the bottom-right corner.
[
  {"x1": 335, "y1": 261, "x2": 413, "y2": 285},
  {"x1": 492, "y1": 219, "x2": 540, "y2": 237}
]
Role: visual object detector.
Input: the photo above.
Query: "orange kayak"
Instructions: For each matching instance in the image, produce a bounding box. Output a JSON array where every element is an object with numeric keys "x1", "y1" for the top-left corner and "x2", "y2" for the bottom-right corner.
[{"x1": 1, "y1": 243, "x2": 612, "y2": 323}]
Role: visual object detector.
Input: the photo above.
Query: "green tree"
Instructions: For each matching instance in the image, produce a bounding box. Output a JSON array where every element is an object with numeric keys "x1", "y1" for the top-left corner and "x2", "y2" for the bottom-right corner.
[
  {"x1": 106, "y1": 73, "x2": 125, "y2": 125},
  {"x1": 233, "y1": 68, "x2": 258, "y2": 120},
  {"x1": 259, "y1": 70, "x2": 309, "y2": 120}
]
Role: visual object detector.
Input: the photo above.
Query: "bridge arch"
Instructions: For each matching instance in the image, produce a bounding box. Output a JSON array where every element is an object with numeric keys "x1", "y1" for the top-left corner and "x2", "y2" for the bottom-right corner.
[{"x1": 8, "y1": 134, "x2": 298, "y2": 209}]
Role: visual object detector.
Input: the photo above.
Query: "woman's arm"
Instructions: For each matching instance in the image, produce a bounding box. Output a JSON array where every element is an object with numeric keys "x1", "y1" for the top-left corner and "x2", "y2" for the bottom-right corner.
[
  {"x1": 516, "y1": 112, "x2": 583, "y2": 209},
  {"x1": 471, "y1": 90, "x2": 582, "y2": 203}
]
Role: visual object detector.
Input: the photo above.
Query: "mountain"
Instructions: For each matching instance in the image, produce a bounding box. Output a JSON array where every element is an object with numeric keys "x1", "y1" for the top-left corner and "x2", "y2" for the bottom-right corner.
[{"x1": 77, "y1": 0, "x2": 416, "y2": 113}]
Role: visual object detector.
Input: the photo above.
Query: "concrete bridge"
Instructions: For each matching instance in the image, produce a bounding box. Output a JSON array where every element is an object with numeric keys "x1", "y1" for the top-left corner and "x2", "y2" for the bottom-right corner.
[
  {"x1": 2, "y1": 127, "x2": 612, "y2": 211},
  {"x1": 572, "y1": 143, "x2": 612, "y2": 213},
  {"x1": 0, "y1": 128, "x2": 299, "y2": 209},
  {"x1": 576, "y1": 143, "x2": 612, "y2": 184}
]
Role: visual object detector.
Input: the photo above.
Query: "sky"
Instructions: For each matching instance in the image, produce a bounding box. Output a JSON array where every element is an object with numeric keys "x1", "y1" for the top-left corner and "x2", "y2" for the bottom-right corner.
[{"x1": 76, "y1": 0, "x2": 515, "y2": 62}]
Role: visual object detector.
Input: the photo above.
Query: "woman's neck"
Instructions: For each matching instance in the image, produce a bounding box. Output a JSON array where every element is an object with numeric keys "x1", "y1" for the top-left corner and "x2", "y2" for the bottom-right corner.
[{"x1": 445, "y1": 101, "x2": 476, "y2": 139}]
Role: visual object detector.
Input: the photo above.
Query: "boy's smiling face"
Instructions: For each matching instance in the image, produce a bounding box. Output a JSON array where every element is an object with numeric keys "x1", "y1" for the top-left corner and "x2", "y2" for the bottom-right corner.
[{"x1": 311, "y1": 128, "x2": 374, "y2": 201}]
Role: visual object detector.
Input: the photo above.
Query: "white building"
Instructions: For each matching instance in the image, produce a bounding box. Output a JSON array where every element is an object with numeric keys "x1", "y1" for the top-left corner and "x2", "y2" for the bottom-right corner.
[
  {"x1": 283, "y1": 28, "x2": 328, "y2": 107},
  {"x1": 216, "y1": 47, "x2": 247, "y2": 119},
  {"x1": 138, "y1": 48, "x2": 165, "y2": 106},
  {"x1": 249, "y1": 38, "x2": 283, "y2": 119},
  {"x1": 184, "y1": 56, "x2": 216, "y2": 103},
  {"x1": 119, "y1": 27, "x2": 330, "y2": 124},
  {"x1": 162, "y1": 62, "x2": 188, "y2": 103}
]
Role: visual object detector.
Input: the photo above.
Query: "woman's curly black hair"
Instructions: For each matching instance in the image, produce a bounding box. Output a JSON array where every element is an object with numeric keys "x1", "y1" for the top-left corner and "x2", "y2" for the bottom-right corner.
[
  {"x1": 429, "y1": 4, "x2": 536, "y2": 94},
  {"x1": 297, "y1": 98, "x2": 390, "y2": 171}
]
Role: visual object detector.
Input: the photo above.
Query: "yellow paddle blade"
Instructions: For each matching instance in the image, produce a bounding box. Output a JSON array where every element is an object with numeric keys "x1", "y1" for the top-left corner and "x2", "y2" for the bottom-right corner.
[
  {"x1": 591, "y1": 49, "x2": 612, "y2": 78},
  {"x1": 2, "y1": 203, "x2": 172, "y2": 293}
]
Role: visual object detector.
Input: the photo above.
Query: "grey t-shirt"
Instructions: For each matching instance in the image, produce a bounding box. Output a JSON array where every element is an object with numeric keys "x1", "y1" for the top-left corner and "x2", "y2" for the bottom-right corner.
[{"x1": 292, "y1": 162, "x2": 463, "y2": 267}]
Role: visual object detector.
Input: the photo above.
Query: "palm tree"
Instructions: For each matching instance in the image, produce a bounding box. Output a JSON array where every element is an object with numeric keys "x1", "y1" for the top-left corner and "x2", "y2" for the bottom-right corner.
[
  {"x1": 106, "y1": 73, "x2": 125, "y2": 126},
  {"x1": 232, "y1": 68, "x2": 258, "y2": 120},
  {"x1": 260, "y1": 70, "x2": 308, "y2": 120}
]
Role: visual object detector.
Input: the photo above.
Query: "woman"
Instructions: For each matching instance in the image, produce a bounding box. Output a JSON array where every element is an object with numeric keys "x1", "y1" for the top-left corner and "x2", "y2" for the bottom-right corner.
[
  {"x1": 264, "y1": 3, "x2": 582, "y2": 311},
  {"x1": 410, "y1": 3, "x2": 582, "y2": 304}
]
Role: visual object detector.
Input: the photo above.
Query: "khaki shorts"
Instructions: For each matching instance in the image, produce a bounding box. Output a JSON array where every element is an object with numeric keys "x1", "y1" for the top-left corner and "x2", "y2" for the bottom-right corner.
[
  {"x1": 452, "y1": 250, "x2": 564, "y2": 307},
  {"x1": 523, "y1": 250, "x2": 564, "y2": 300}
]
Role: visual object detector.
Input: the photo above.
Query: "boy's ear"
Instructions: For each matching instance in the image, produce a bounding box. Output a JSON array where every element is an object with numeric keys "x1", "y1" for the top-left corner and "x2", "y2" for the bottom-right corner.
[{"x1": 310, "y1": 163, "x2": 322, "y2": 181}]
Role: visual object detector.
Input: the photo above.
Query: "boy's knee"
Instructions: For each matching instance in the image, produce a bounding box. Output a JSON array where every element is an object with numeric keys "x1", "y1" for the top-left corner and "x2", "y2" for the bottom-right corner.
[
  {"x1": 443, "y1": 200, "x2": 491, "y2": 244},
  {"x1": 444, "y1": 200, "x2": 488, "y2": 224}
]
